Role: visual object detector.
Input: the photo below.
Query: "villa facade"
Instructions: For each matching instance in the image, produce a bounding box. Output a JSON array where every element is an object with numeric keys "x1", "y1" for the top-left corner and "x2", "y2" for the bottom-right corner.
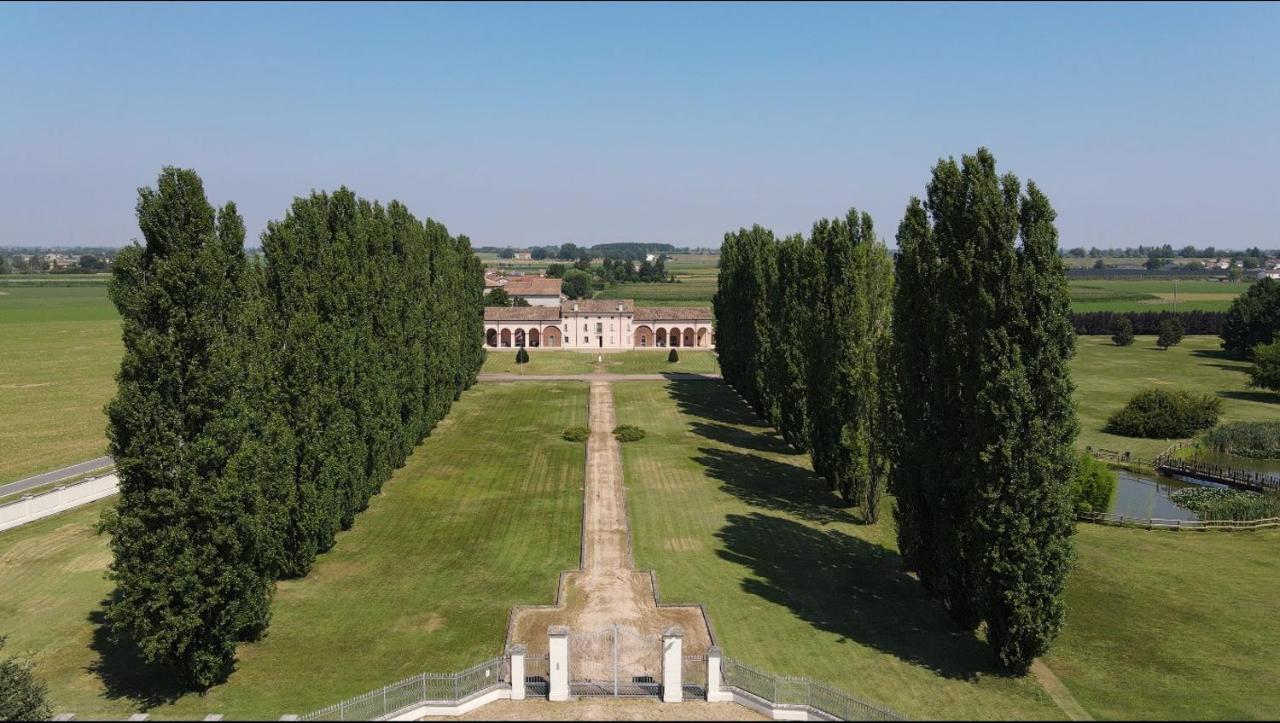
[{"x1": 484, "y1": 299, "x2": 713, "y2": 350}]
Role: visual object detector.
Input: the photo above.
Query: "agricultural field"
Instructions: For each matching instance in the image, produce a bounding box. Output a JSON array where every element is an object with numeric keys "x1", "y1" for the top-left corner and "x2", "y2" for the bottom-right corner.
[
  {"x1": 480, "y1": 349, "x2": 719, "y2": 376},
  {"x1": 1068, "y1": 278, "x2": 1247, "y2": 312},
  {"x1": 596, "y1": 255, "x2": 719, "y2": 308},
  {"x1": 0, "y1": 382, "x2": 586, "y2": 719},
  {"x1": 1072, "y1": 335, "x2": 1278, "y2": 459},
  {"x1": 0, "y1": 280, "x2": 122, "y2": 483},
  {"x1": 614, "y1": 380, "x2": 1280, "y2": 720}
]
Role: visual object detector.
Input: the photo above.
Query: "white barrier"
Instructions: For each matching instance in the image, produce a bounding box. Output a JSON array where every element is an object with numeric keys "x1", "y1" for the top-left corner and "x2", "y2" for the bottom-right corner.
[{"x1": 0, "y1": 474, "x2": 118, "y2": 532}]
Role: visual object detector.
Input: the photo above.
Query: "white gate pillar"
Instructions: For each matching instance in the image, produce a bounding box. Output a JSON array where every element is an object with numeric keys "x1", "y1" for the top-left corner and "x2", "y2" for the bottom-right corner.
[
  {"x1": 509, "y1": 644, "x2": 526, "y2": 701},
  {"x1": 662, "y1": 626, "x2": 683, "y2": 703},
  {"x1": 705, "y1": 645, "x2": 732, "y2": 702},
  {"x1": 548, "y1": 626, "x2": 570, "y2": 702}
]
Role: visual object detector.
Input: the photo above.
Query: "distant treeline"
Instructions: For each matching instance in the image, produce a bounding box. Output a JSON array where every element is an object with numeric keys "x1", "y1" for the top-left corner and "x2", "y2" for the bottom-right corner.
[
  {"x1": 1071, "y1": 310, "x2": 1225, "y2": 335},
  {"x1": 1065, "y1": 267, "x2": 1232, "y2": 280},
  {"x1": 479, "y1": 241, "x2": 689, "y2": 261},
  {"x1": 1060, "y1": 244, "x2": 1276, "y2": 259}
]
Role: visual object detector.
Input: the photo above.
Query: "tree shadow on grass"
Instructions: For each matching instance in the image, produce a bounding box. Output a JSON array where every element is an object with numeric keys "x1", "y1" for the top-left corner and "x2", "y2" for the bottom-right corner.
[
  {"x1": 86, "y1": 601, "x2": 187, "y2": 709},
  {"x1": 1218, "y1": 389, "x2": 1280, "y2": 404},
  {"x1": 694, "y1": 446, "x2": 857, "y2": 525},
  {"x1": 665, "y1": 379, "x2": 769, "y2": 429},
  {"x1": 716, "y1": 512, "x2": 1006, "y2": 682},
  {"x1": 690, "y1": 421, "x2": 795, "y2": 455}
]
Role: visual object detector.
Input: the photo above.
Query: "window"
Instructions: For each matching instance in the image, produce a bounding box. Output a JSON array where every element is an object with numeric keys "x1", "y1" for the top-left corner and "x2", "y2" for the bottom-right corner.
[{"x1": 596, "y1": 323, "x2": 603, "y2": 334}]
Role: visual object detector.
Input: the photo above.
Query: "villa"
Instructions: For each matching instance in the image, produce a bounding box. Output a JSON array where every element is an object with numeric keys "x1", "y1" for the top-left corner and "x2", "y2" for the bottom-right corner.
[{"x1": 484, "y1": 299, "x2": 713, "y2": 349}]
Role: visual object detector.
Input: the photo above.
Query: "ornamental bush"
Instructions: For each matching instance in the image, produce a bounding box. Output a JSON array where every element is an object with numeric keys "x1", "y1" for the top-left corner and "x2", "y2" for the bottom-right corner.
[
  {"x1": 562, "y1": 426, "x2": 589, "y2": 442},
  {"x1": 1070, "y1": 453, "x2": 1117, "y2": 513},
  {"x1": 1105, "y1": 388, "x2": 1222, "y2": 438},
  {"x1": 668, "y1": 348, "x2": 679, "y2": 363},
  {"x1": 1110, "y1": 315, "x2": 1134, "y2": 346},
  {"x1": 1157, "y1": 316, "x2": 1184, "y2": 349},
  {"x1": 0, "y1": 637, "x2": 52, "y2": 721},
  {"x1": 612, "y1": 424, "x2": 646, "y2": 442},
  {"x1": 515, "y1": 347, "x2": 529, "y2": 365}
]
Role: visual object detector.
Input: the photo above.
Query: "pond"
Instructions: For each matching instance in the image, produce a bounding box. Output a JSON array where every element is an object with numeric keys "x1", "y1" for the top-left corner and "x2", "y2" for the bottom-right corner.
[{"x1": 1109, "y1": 470, "x2": 1202, "y2": 521}]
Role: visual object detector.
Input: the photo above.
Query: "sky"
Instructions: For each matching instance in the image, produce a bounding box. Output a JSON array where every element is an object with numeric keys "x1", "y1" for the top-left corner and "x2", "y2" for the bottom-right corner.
[{"x1": 1, "y1": 1, "x2": 1277, "y2": 250}]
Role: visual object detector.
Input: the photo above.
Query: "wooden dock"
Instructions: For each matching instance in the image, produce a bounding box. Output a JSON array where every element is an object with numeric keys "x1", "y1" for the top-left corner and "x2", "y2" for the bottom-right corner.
[{"x1": 1154, "y1": 456, "x2": 1280, "y2": 493}]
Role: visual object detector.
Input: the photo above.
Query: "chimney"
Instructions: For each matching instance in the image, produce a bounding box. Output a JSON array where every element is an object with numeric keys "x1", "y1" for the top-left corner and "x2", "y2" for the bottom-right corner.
[{"x1": 573, "y1": 303, "x2": 578, "y2": 311}]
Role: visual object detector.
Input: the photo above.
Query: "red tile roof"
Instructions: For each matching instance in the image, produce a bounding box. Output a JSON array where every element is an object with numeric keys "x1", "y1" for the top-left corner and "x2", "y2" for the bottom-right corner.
[{"x1": 503, "y1": 277, "x2": 563, "y2": 296}]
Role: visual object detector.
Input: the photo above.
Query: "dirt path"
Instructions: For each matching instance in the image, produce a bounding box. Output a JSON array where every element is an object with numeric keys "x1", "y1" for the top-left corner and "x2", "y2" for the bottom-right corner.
[
  {"x1": 1031, "y1": 659, "x2": 1093, "y2": 721},
  {"x1": 506, "y1": 382, "x2": 712, "y2": 668}
]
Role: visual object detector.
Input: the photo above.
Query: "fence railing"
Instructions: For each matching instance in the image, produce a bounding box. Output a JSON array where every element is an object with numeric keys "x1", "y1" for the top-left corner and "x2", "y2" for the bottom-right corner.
[
  {"x1": 721, "y1": 657, "x2": 902, "y2": 721},
  {"x1": 1077, "y1": 511, "x2": 1280, "y2": 531},
  {"x1": 299, "y1": 656, "x2": 506, "y2": 721}
]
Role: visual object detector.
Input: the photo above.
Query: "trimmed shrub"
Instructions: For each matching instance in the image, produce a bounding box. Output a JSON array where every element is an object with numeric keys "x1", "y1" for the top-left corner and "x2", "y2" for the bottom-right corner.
[
  {"x1": 612, "y1": 424, "x2": 646, "y2": 442},
  {"x1": 1105, "y1": 388, "x2": 1222, "y2": 438},
  {"x1": 1249, "y1": 340, "x2": 1280, "y2": 393},
  {"x1": 1110, "y1": 316, "x2": 1134, "y2": 346},
  {"x1": 515, "y1": 347, "x2": 529, "y2": 364},
  {"x1": 1070, "y1": 453, "x2": 1117, "y2": 513},
  {"x1": 668, "y1": 348, "x2": 679, "y2": 363},
  {"x1": 562, "y1": 426, "x2": 589, "y2": 442},
  {"x1": 1200, "y1": 421, "x2": 1280, "y2": 459},
  {"x1": 1157, "y1": 316, "x2": 1184, "y2": 349}
]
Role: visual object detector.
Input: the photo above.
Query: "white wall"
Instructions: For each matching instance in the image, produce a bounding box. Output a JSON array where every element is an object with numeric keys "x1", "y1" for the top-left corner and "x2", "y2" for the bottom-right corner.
[{"x1": 0, "y1": 474, "x2": 118, "y2": 532}]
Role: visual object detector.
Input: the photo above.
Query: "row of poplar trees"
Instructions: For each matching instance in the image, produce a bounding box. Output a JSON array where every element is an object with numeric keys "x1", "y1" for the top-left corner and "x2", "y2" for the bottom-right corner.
[
  {"x1": 104, "y1": 168, "x2": 484, "y2": 687},
  {"x1": 714, "y1": 149, "x2": 1078, "y2": 672}
]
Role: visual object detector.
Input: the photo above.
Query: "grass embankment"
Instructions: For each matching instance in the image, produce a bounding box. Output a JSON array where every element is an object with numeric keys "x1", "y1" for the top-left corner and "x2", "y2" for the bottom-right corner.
[
  {"x1": 0, "y1": 282, "x2": 121, "y2": 484},
  {"x1": 1072, "y1": 335, "x2": 1277, "y2": 459},
  {"x1": 615, "y1": 380, "x2": 1280, "y2": 719},
  {"x1": 0, "y1": 382, "x2": 586, "y2": 719},
  {"x1": 481, "y1": 349, "x2": 719, "y2": 376}
]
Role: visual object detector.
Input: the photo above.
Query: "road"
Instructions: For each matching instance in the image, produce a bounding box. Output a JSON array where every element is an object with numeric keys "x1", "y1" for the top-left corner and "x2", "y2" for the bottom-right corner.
[{"x1": 0, "y1": 456, "x2": 114, "y2": 499}]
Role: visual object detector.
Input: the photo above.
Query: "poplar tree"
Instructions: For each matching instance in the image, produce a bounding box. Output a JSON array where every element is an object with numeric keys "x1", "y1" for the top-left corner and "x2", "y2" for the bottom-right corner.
[
  {"x1": 105, "y1": 168, "x2": 275, "y2": 687},
  {"x1": 767, "y1": 233, "x2": 815, "y2": 451},
  {"x1": 806, "y1": 211, "x2": 893, "y2": 514},
  {"x1": 891, "y1": 149, "x2": 1078, "y2": 672}
]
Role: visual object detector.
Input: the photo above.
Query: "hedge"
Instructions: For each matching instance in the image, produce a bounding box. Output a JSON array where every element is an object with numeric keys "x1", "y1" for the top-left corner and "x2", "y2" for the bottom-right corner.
[{"x1": 1071, "y1": 310, "x2": 1224, "y2": 336}]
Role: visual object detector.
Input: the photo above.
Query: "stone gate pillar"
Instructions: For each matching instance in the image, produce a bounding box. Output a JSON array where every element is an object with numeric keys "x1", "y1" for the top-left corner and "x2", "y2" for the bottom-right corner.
[
  {"x1": 509, "y1": 644, "x2": 526, "y2": 701},
  {"x1": 705, "y1": 645, "x2": 732, "y2": 702},
  {"x1": 548, "y1": 626, "x2": 570, "y2": 702},
  {"x1": 662, "y1": 626, "x2": 683, "y2": 703}
]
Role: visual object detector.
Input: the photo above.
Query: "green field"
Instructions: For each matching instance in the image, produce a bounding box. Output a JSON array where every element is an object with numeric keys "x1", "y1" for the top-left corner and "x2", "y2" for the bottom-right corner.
[
  {"x1": 1072, "y1": 335, "x2": 1278, "y2": 459},
  {"x1": 1068, "y1": 278, "x2": 1247, "y2": 313},
  {"x1": 0, "y1": 281, "x2": 122, "y2": 483},
  {"x1": 480, "y1": 349, "x2": 720, "y2": 375},
  {"x1": 0, "y1": 382, "x2": 586, "y2": 719},
  {"x1": 615, "y1": 380, "x2": 1280, "y2": 719}
]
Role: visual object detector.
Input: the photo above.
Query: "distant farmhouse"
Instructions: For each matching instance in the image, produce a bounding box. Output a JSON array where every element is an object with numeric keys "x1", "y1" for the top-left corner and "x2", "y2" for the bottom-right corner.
[{"x1": 485, "y1": 299, "x2": 713, "y2": 349}]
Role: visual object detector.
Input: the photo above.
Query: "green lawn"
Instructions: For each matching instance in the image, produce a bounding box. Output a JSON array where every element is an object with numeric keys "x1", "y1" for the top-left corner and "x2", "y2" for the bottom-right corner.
[
  {"x1": 481, "y1": 349, "x2": 719, "y2": 375},
  {"x1": 1071, "y1": 335, "x2": 1278, "y2": 459},
  {"x1": 0, "y1": 382, "x2": 586, "y2": 720},
  {"x1": 615, "y1": 380, "x2": 1280, "y2": 719},
  {"x1": 0, "y1": 282, "x2": 122, "y2": 483}
]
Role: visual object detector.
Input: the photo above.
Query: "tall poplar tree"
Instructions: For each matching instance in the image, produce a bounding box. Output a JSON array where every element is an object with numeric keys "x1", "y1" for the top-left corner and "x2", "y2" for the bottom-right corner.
[
  {"x1": 105, "y1": 168, "x2": 275, "y2": 688},
  {"x1": 891, "y1": 149, "x2": 1077, "y2": 672}
]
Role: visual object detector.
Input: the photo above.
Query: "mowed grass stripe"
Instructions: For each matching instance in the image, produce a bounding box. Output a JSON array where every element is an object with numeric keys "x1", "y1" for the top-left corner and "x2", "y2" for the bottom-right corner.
[{"x1": 0, "y1": 382, "x2": 586, "y2": 720}]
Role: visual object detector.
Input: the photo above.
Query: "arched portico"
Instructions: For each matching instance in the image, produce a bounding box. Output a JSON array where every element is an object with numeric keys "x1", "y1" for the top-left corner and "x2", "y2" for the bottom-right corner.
[
  {"x1": 669, "y1": 327, "x2": 681, "y2": 347},
  {"x1": 543, "y1": 326, "x2": 561, "y2": 347},
  {"x1": 696, "y1": 328, "x2": 707, "y2": 347},
  {"x1": 529, "y1": 328, "x2": 541, "y2": 347},
  {"x1": 514, "y1": 329, "x2": 526, "y2": 347},
  {"x1": 683, "y1": 328, "x2": 695, "y2": 347},
  {"x1": 500, "y1": 328, "x2": 512, "y2": 347},
  {"x1": 486, "y1": 329, "x2": 498, "y2": 347},
  {"x1": 656, "y1": 328, "x2": 667, "y2": 347},
  {"x1": 634, "y1": 325, "x2": 653, "y2": 347}
]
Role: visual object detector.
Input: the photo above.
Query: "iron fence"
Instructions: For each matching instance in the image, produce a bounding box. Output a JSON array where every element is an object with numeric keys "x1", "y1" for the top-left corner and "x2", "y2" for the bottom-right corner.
[
  {"x1": 682, "y1": 655, "x2": 707, "y2": 699},
  {"x1": 300, "y1": 656, "x2": 506, "y2": 721},
  {"x1": 721, "y1": 657, "x2": 902, "y2": 721},
  {"x1": 524, "y1": 654, "x2": 550, "y2": 697}
]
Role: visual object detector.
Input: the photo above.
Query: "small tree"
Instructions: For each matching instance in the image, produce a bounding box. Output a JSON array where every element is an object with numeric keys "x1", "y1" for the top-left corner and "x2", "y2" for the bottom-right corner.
[
  {"x1": 485, "y1": 288, "x2": 512, "y2": 307},
  {"x1": 512, "y1": 297, "x2": 531, "y2": 308},
  {"x1": 562, "y1": 269, "x2": 592, "y2": 299},
  {"x1": 545, "y1": 263, "x2": 566, "y2": 279},
  {"x1": 0, "y1": 637, "x2": 53, "y2": 721},
  {"x1": 1110, "y1": 316, "x2": 1134, "y2": 347},
  {"x1": 1157, "y1": 316, "x2": 1184, "y2": 349},
  {"x1": 515, "y1": 346, "x2": 529, "y2": 365},
  {"x1": 668, "y1": 348, "x2": 679, "y2": 363},
  {"x1": 1249, "y1": 340, "x2": 1280, "y2": 392}
]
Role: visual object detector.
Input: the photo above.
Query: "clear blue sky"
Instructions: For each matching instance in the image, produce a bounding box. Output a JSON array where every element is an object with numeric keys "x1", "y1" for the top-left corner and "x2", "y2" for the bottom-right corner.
[{"x1": 2, "y1": 1, "x2": 1277, "y2": 249}]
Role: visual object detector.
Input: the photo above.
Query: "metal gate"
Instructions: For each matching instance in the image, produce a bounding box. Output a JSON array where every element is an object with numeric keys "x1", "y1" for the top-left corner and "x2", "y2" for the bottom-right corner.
[
  {"x1": 524, "y1": 654, "x2": 549, "y2": 697},
  {"x1": 569, "y1": 625, "x2": 661, "y2": 697}
]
